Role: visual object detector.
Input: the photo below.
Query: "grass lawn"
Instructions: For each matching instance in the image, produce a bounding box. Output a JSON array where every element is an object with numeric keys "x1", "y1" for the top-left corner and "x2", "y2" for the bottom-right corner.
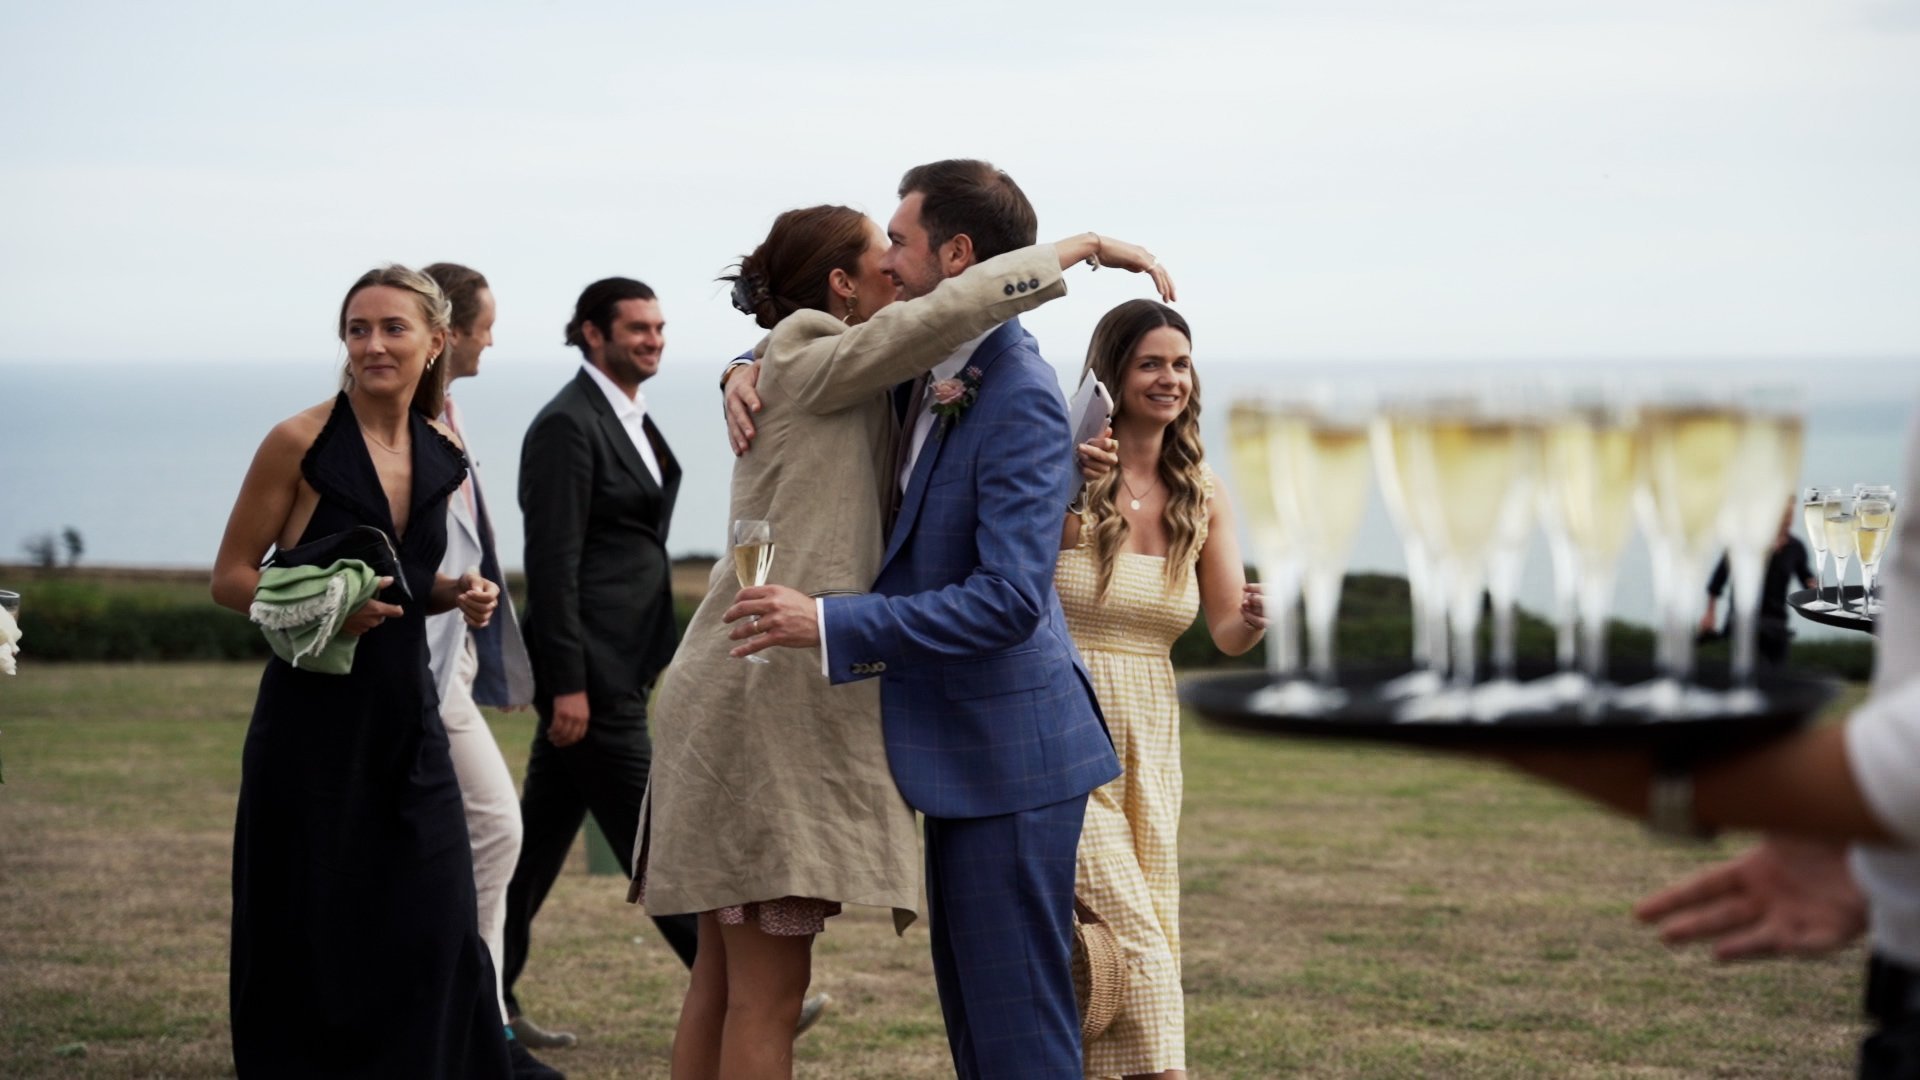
[{"x1": 0, "y1": 664, "x2": 1869, "y2": 1078}]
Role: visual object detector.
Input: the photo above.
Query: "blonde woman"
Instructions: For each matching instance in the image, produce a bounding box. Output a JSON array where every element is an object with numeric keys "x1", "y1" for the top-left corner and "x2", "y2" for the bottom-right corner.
[
  {"x1": 211, "y1": 266, "x2": 507, "y2": 1077},
  {"x1": 1058, "y1": 300, "x2": 1265, "y2": 1080}
]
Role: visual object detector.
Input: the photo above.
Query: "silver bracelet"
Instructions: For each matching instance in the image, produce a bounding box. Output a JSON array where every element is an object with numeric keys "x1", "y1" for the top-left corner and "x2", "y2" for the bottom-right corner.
[{"x1": 1646, "y1": 771, "x2": 1715, "y2": 841}]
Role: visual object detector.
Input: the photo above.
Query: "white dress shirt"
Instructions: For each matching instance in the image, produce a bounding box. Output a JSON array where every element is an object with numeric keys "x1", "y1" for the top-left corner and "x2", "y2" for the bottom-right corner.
[
  {"x1": 1846, "y1": 407, "x2": 1920, "y2": 964},
  {"x1": 581, "y1": 361, "x2": 663, "y2": 486},
  {"x1": 818, "y1": 327, "x2": 999, "y2": 676}
]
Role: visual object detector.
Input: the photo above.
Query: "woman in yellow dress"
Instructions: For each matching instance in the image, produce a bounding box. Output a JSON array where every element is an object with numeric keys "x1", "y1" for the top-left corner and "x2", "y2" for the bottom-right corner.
[{"x1": 1058, "y1": 300, "x2": 1267, "y2": 1079}]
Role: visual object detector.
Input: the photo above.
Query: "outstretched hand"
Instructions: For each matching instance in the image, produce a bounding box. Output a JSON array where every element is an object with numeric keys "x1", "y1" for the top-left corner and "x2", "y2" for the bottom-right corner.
[
  {"x1": 1093, "y1": 235, "x2": 1177, "y2": 303},
  {"x1": 1634, "y1": 835, "x2": 1866, "y2": 961}
]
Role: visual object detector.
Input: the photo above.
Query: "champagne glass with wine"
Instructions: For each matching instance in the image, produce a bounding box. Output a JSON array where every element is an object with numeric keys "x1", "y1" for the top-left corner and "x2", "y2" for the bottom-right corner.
[
  {"x1": 1717, "y1": 400, "x2": 1805, "y2": 694},
  {"x1": 1638, "y1": 400, "x2": 1742, "y2": 713},
  {"x1": 1268, "y1": 395, "x2": 1371, "y2": 706},
  {"x1": 1824, "y1": 497, "x2": 1857, "y2": 616},
  {"x1": 1227, "y1": 400, "x2": 1302, "y2": 684},
  {"x1": 1855, "y1": 491, "x2": 1894, "y2": 616},
  {"x1": 1800, "y1": 487, "x2": 1838, "y2": 611},
  {"x1": 1543, "y1": 400, "x2": 1641, "y2": 711},
  {"x1": 731, "y1": 519, "x2": 776, "y2": 664}
]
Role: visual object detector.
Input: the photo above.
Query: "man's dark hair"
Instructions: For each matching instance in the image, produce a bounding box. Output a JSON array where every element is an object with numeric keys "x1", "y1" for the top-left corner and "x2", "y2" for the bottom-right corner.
[
  {"x1": 897, "y1": 159, "x2": 1038, "y2": 264},
  {"x1": 565, "y1": 277, "x2": 657, "y2": 359}
]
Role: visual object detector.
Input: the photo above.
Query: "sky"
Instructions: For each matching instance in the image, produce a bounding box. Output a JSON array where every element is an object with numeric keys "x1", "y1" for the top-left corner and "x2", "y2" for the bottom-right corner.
[{"x1": 1, "y1": 0, "x2": 1917, "y2": 372}]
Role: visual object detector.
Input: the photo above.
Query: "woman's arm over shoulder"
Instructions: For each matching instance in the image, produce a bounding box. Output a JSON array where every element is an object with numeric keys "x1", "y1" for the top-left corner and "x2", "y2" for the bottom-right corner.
[
  {"x1": 1197, "y1": 471, "x2": 1263, "y2": 657},
  {"x1": 210, "y1": 405, "x2": 327, "y2": 614},
  {"x1": 770, "y1": 245, "x2": 1067, "y2": 416}
]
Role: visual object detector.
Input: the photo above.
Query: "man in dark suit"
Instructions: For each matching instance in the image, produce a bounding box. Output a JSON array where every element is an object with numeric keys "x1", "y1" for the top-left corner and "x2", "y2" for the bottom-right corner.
[{"x1": 503, "y1": 277, "x2": 697, "y2": 1047}]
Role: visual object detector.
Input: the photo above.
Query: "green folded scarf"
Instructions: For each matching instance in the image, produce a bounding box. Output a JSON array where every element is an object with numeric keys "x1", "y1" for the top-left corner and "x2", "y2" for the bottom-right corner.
[{"x1": 249, "y1": 560, "x2": 382, "y2": 674}]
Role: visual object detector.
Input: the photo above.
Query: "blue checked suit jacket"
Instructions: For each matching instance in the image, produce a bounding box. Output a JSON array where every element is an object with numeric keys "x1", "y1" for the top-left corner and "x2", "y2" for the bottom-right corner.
[{"x1": 822, "y1": 318, "x2": 1121, "y2": 820}]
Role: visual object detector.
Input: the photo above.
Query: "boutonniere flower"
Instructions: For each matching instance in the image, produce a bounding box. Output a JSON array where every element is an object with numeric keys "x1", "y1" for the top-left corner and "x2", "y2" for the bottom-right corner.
[{"x1": 928, "y1": 365, "x2": 984, "y2": 434}]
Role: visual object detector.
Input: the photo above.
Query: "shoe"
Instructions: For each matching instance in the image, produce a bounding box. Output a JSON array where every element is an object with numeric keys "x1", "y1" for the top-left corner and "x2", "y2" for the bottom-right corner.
[
  {"x1": 507, "y1": 1014, "x2": 578, "y2": 1050},
  {"x1": 795, "y1": 992, "x2": 831, "y2": 1037},
  {"x1": 508, "y1": 1039, "x2": 565, "y2": 1080}
]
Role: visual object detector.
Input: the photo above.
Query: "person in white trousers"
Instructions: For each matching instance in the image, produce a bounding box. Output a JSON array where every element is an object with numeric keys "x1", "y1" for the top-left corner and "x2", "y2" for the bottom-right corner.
[{"x1": 420, "y1": 263, "x2": 557, "y2": 1080}]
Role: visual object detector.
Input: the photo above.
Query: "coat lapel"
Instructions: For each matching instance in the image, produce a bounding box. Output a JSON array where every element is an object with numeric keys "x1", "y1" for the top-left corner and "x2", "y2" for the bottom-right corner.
[
  {"x1": 878, "y1": 319, "x2": 1025, "y2": 572},
  {"x1": 576, "y1": 368, "x2": 665, "y2": 501}
]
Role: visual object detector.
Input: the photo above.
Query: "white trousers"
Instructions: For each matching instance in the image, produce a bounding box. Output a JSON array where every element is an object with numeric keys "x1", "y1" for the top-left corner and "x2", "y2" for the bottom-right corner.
[{"x1": 443, "y1": 635, "x2": 525, "y2": 1024}]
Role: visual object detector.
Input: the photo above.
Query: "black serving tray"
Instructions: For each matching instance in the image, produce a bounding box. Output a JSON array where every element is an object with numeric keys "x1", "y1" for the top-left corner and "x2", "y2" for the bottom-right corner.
[
  {"x1": 1181, "y1": 658, "x2": 1836, "y2": 759},
  {"x1": 1788, "y1": 586, "x2": 1877, "y2": 634}
]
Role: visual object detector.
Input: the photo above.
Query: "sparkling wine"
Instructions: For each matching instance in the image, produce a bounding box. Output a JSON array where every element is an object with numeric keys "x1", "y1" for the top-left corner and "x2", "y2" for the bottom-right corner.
[
  {"x1": 1802, "y1": 500, "x2": 1831, "y2": 557},
  {"x1": 1545, "y1": 415, "x2": 1640, "y2": 563},
  {"x1": 1856, "y1": 523, "x2": 1888, "y2": 568},
  {"x1": 1414, "y1": 418, "x2": 1522, "y2": 563},
  {"x1": 1825, "y1": 513, "x2": 1857, "y2": 561},
  {"x1": 1720, "y1": 414, "x2": 1805, "y2": 551},
  {"x1": 1227, "y1": 404, "x2": 1289, "y2": 553},
  {"x1": 1641, "y1": 407, "x2": 1742, "y2": 558},
  {"x1": 1274, "y1": 419, "x2": 1371, "y2": 561},
  {"x1": 733, "y1": 541, "x2": 776, "y2": 589}
]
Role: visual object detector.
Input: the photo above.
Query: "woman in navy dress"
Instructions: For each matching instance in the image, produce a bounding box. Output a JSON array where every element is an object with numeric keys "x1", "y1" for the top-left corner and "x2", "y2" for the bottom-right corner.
[{"x1": 211, "y1": 265, "x2": 510, "y2": 1078}]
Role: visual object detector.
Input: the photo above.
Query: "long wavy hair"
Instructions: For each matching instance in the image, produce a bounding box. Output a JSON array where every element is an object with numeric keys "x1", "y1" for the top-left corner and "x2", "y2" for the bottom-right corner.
[{"x1": 1078, "y1": 299, "x2": 1205, "y2": 601}]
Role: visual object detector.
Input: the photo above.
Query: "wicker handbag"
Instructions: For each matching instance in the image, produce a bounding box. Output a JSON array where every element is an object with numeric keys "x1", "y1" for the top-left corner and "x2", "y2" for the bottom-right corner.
[{"x1": 1070, "y1": 895, "x2": 1125, "y2": 1043}]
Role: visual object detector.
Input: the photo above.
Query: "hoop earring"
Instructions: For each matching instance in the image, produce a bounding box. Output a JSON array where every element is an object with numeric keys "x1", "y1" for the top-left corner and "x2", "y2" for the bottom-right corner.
[{"x1": 843, "y1": 292, "x2": 857, "y2": 325}]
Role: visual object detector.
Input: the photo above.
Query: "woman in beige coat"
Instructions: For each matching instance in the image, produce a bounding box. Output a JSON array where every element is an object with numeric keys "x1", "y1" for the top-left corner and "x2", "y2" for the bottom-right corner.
[{"x1": 637, "y1": 203, "x2": 1165, "y2": 1080}]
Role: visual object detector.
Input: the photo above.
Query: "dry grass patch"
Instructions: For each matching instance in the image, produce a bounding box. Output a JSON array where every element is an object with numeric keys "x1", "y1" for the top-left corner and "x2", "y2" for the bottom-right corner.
[{"x1": 0, "y1": 664, "x2": 1867, "y2": 1078}]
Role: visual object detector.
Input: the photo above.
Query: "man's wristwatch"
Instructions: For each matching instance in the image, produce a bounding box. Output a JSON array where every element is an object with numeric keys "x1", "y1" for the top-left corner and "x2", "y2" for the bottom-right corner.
[{"x1": 1646, "y1": 770, "x2": 1717, "y2": 841}]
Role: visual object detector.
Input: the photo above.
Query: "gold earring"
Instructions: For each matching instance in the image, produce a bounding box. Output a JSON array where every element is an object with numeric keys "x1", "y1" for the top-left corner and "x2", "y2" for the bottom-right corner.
[{"x1": 844, "y1": 292, "x2": 857, "y2": 325}]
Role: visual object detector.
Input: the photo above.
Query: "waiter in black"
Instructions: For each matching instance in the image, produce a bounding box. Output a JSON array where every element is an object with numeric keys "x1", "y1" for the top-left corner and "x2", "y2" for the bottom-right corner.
[{"x1": 504, "y1": 277, "x2": 696, "y2": 1048}]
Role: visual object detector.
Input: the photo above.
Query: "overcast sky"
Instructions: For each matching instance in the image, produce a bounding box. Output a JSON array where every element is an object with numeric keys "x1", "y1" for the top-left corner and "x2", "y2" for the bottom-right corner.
[{"x1": 2, "y1": 0, "x2": 1915, "y2": 370}]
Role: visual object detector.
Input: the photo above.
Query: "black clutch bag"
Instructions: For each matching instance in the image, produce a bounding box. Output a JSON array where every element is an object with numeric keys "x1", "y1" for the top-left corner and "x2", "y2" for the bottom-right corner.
[{"x1": 264, "y1": 525, "x2": 413, "y2": 603}]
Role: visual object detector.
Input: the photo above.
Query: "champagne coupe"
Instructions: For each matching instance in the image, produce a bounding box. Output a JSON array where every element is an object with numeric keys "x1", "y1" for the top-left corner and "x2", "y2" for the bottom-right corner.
[
  {"x1": 1717, "y1": 403, "x2": 1805, "y2": 692},
  {"x1": 1544, "y1": 403, "x2": 1641, "y2": 710},
  {"x1": 1227, "y1": 400, "x2": 1302, "y2": 683},
  {"x1": 731, "y1": 519, "x2": 776, "y2": 664},
  {"x1": 1268, "y1": 399, "x2": 1371, "y2": 703},
  {"x1": 1639, "y1": 402, "x2": 1742, "y2": 712},
  {"x1": 1856, "y1": 498, "x2": 1891, "y2": 617},
  {"x1": 1823, "y1": 497, "x2": 1857, "y2": 615},
  {"x1": 1800, "y1": 487, "x2": 1838, "y2": 611}
]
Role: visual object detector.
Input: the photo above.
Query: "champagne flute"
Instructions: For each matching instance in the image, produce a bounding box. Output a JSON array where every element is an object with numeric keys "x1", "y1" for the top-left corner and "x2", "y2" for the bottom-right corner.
[
  {"x1": 1485, "y1": 424, "x2": 1540, "y2": 691},
  {"x1": 1717, "y1": 403, "x2": 1805, "y2": 692},
  {"x1": 1800, "y1": 487, "x2": 1837, "y2": 611},
  {"x1": 731, "y1": 519, "x2": 776, "y2": 664},
  {"x1": 1823, "y1": 497, "x2": 1857, "y2": 615},
  {"x1": 1544, "y1": 403, "x2": 1641, "y2": 710},
  {"x1": 1639, "y1": 401, "x2": 1742, "y2": 712},
  {"x1": 1268, "y1": 399, "x2": 1371, "y2": 703},
  {"x1": 1371, "y1": 407, "x2": 1443, "y2": 696},
  {"x1": 1228, "y1": 400, "x2": 1302, "y2": 684},
  {"x1": 1858, "y1": 495, "x2": 1889, "y2": 614},
  {"x1": 1407, "y1": 407, "x2": 1524, "y2": 701}
]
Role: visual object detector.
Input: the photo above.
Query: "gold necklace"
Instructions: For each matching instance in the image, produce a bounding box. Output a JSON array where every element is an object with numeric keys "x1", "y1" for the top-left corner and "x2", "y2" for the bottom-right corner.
[
  {"x1": 1119, "y1": 466, "x2": 1157, "y2": 512},
  {"x1": 359, "y1": 424, "x2": 408, "y2": 456}
]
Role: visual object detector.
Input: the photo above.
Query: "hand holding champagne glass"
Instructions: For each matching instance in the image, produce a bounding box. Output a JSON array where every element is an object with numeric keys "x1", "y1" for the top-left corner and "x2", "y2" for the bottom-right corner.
[{"x1": 731, "y1": 519, "x2": 776, "y2": 664}]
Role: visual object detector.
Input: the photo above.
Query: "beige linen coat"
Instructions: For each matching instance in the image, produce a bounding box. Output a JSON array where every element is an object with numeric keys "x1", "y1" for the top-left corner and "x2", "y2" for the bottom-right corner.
[{"x1": 635, "y1": 245, "x2": 1069, "y2": 930}]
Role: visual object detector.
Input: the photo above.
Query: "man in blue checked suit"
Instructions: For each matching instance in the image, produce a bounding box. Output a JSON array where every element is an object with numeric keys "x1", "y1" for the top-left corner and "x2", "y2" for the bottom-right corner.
[{"x1": 724, "y1": 160, "x2": 1177, "y2": 1078}]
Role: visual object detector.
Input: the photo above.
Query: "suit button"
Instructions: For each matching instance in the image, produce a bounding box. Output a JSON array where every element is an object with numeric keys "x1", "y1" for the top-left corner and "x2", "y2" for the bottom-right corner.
[
  {"x1": 1016, "y1": 281, "x2": 1029, "y2": 293},
  {"x1": 874, "y1": 662, "x2": 887, "y2": 673},
  {"x1": 1029, "y1": 278, "x2": 1040, "y2": 288},
  {"x1": 1003, "y1": 284, "x2": 1015, "y2": 296}
]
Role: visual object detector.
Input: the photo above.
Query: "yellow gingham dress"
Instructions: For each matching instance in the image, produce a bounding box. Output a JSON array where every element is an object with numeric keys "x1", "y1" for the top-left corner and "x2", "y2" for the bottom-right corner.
[{"x1": 1056, "y1": 467, "x2": 1210, "y2": 1077}]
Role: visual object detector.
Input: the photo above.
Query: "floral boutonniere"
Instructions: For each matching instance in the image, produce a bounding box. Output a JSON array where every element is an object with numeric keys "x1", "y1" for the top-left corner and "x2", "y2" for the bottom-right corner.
[{"x1": 928, "y1": 366, "x2": 983, "y2": 435}]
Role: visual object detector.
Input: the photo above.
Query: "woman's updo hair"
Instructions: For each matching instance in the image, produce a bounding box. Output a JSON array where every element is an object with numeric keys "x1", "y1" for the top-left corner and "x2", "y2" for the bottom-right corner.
[
  {"x1": 722, "y1": 205, "x2": 873, "y2": 331},
  {"x1": 336, "y1": 264, "x2": 454, "y2": 417}
]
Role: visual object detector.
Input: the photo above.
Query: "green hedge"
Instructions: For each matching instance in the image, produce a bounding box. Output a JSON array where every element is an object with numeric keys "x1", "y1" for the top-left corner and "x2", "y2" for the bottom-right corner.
[{"x1": 8, "y1": 570, "x2": 1872, "y2": 681}]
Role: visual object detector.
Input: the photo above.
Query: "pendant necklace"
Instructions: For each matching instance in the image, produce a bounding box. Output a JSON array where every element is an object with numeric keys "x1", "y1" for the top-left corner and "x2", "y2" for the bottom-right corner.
[{"x1": 1119, "y1": 467, "x2": 1156, "y2": 512}]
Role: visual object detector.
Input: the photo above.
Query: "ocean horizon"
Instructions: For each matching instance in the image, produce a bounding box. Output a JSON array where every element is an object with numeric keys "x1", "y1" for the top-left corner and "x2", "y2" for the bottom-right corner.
[{"x1": 4, "y1": 355, "x2": 1913, "y2": 640}]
